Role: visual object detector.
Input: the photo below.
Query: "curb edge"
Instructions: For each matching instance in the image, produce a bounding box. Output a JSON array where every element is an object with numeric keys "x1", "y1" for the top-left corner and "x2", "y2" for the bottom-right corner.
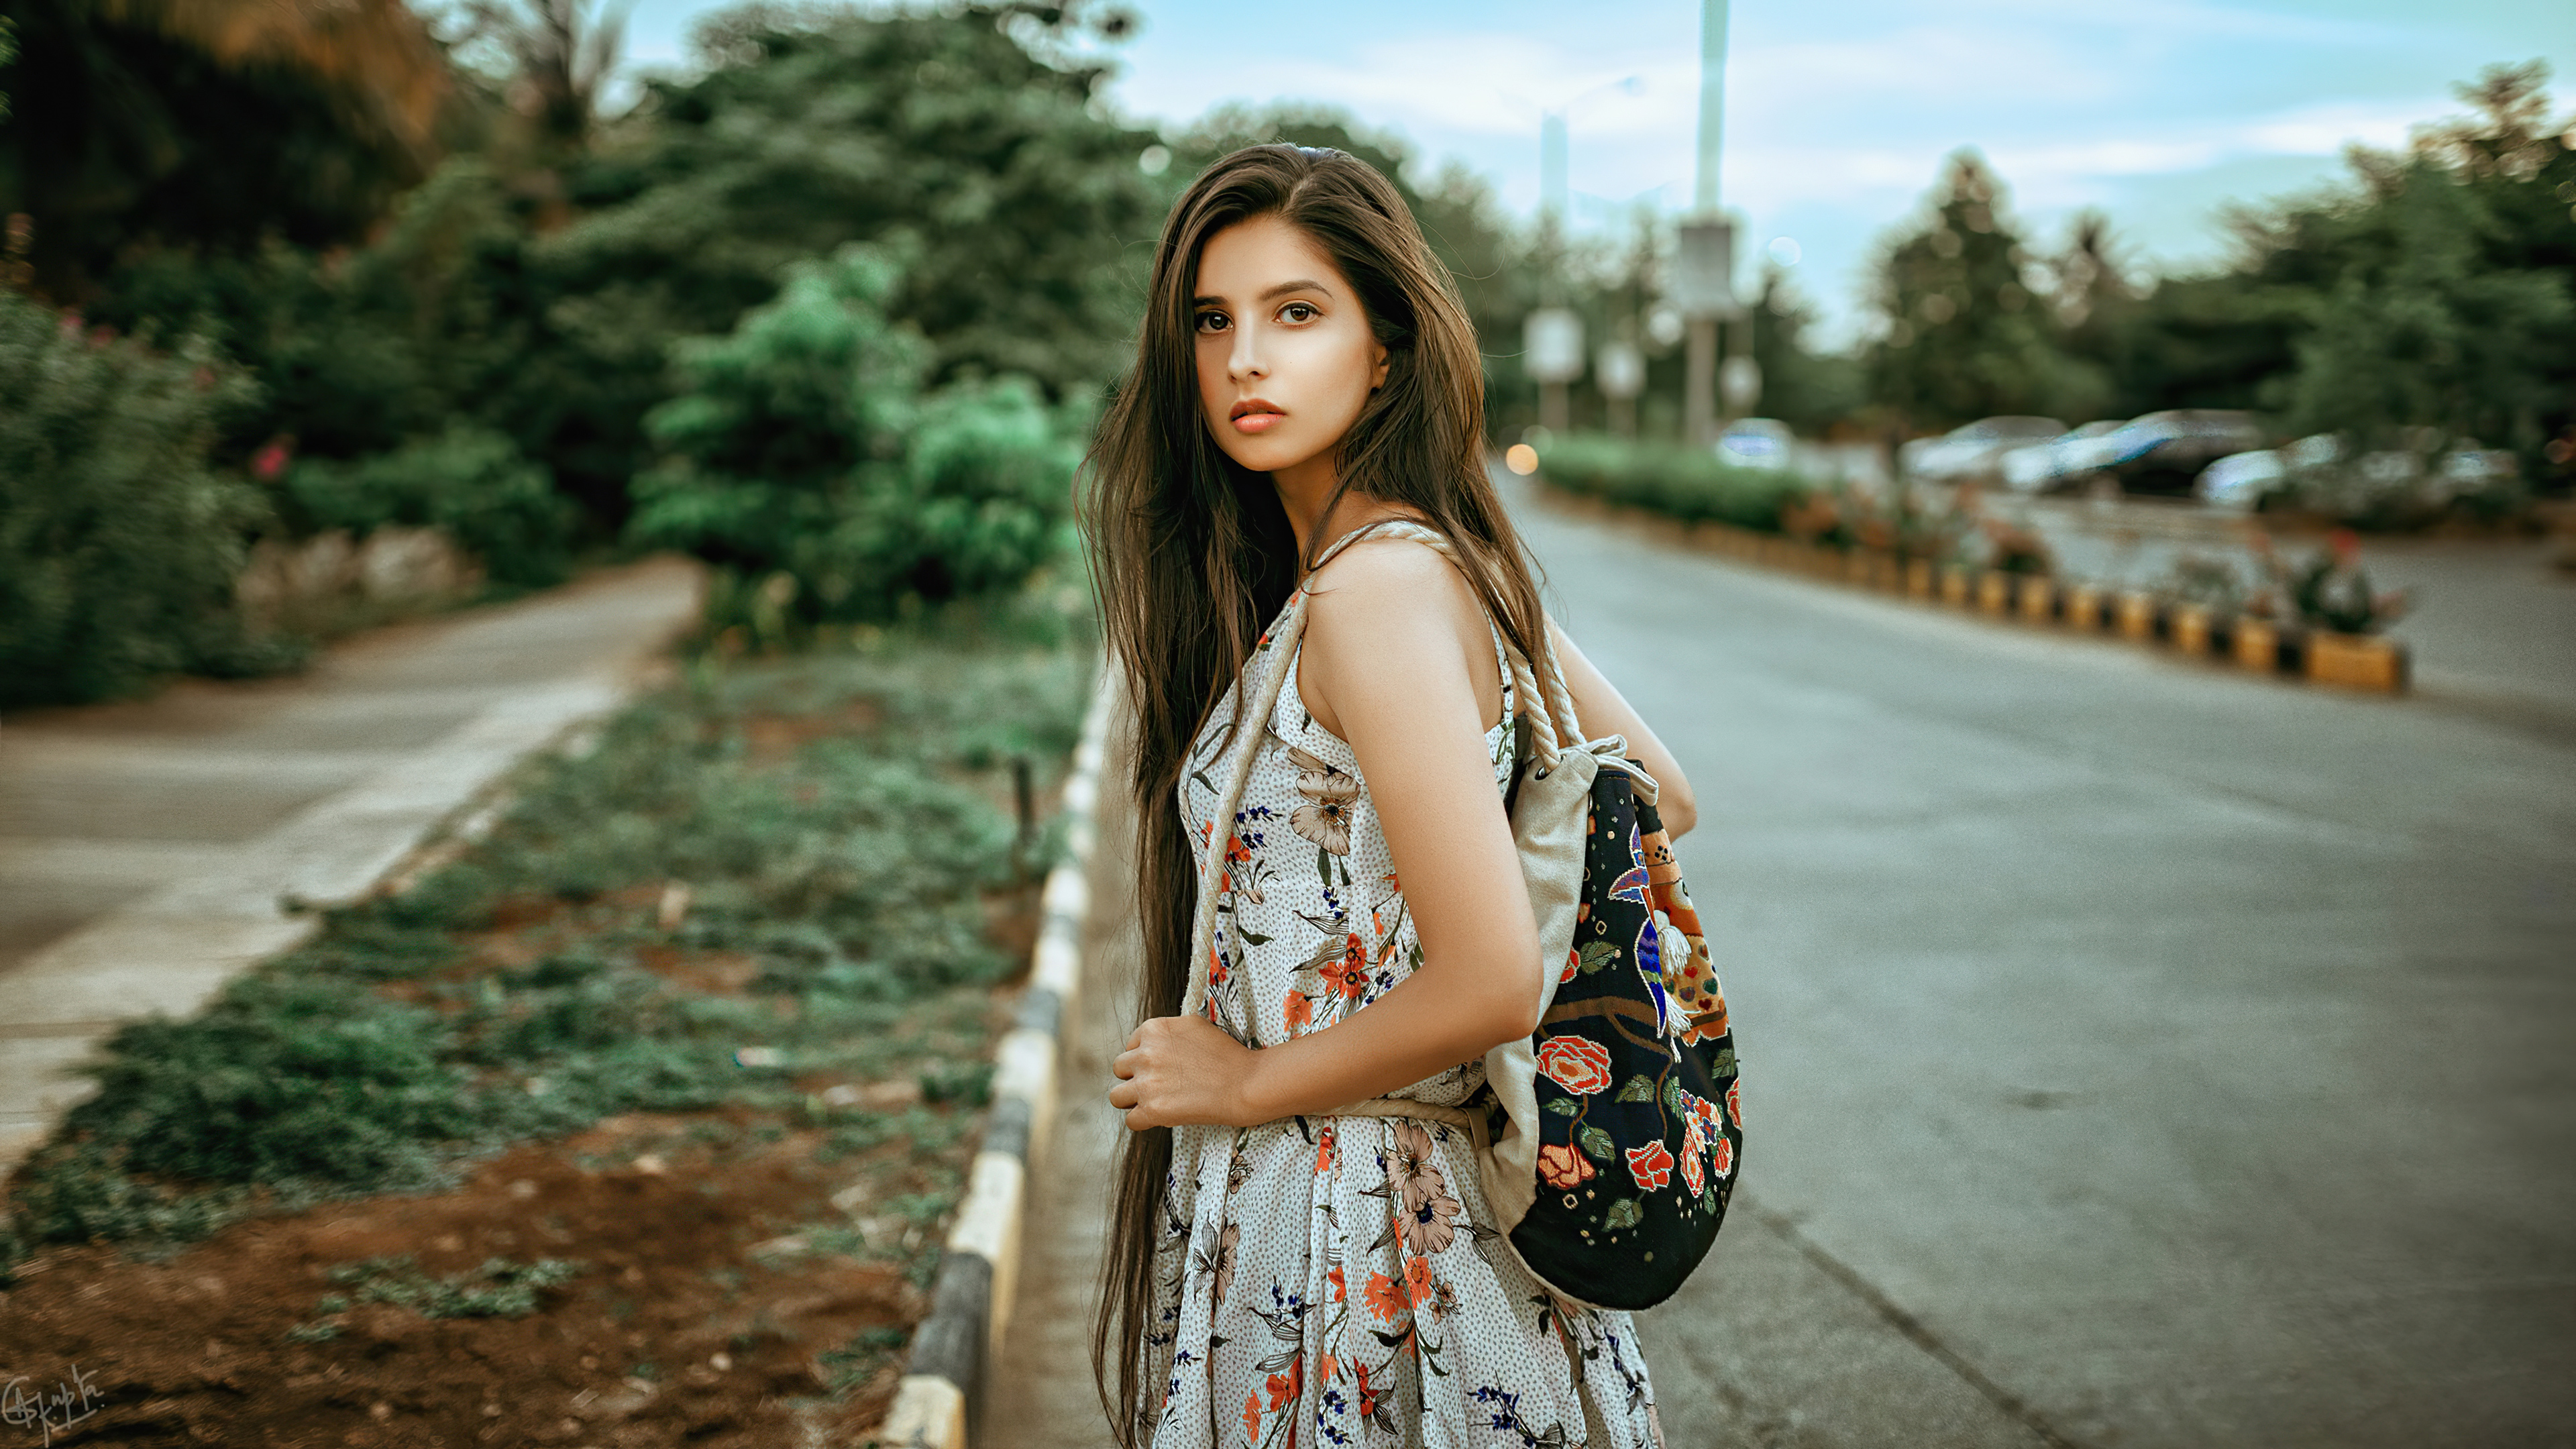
[{"x1": 870, "y1": 661, "x2": 1116, "y2": 1449}]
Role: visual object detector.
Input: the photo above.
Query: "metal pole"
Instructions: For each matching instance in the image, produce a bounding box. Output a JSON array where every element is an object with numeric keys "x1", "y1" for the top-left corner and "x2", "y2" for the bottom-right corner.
[
  {"x1": 1685, "y1": 318, "x2": 1717, "y2": 446},
  {"x1": 1695, "y1": 0, "x2": 1729, "y2": 214},
  {"x1": 1685, "y1": 0, "x2": 1729, "y2": 444}
]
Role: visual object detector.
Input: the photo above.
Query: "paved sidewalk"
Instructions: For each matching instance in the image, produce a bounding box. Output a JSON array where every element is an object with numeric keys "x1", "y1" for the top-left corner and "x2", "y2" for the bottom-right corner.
[{"x1": 0, "y1": 558, "x2": 704, "y2": 1173}]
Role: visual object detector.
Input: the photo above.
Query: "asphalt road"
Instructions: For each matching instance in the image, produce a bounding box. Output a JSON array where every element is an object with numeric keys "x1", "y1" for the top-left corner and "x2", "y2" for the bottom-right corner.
[{"x1": 1514, "y1": 486, "x2": 2576, "y2": 1448}]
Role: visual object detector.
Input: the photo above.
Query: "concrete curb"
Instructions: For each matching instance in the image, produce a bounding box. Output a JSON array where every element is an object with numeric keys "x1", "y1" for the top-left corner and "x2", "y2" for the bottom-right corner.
[
  {"x1": 1547, "y1": 489, "x2": 2413, "y2": 693},
  {"x1": 872, "y1": 664, "x2": 1116, "y2": 1449}
]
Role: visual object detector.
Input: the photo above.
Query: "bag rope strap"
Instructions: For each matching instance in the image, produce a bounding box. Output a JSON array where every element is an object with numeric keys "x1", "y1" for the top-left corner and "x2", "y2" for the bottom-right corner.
[{"x1": 1179, "y1": 518, "x2": 1582, "y2": 1024}]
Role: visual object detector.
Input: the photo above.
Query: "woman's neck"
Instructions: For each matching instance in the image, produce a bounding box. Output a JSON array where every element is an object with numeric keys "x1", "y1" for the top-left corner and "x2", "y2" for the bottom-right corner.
[{"x1": 1273, "y1": 460, "x2": 1413, "y2": 560}]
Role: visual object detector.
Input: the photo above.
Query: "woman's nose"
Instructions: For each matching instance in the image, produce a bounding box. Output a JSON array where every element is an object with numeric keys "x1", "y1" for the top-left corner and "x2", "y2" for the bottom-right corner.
[{"x1": 1229, "y1": 326, "x2": 1266, "y2": 381}]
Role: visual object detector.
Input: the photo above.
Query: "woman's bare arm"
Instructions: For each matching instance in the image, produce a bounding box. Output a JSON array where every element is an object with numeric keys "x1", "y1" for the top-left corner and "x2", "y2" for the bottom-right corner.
[
  {"x1": 1546, "y1": 621, "x2": 1696, "y2": 839},
  {"x1": 1110, "y1": 541, "x2": 1544, "y2": 1130}
]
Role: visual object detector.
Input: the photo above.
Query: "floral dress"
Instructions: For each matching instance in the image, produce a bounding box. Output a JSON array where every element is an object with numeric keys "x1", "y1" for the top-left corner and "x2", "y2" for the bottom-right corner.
[{"x1": 1139, "y1": 546, "x2": 1665, "y2": 1449}]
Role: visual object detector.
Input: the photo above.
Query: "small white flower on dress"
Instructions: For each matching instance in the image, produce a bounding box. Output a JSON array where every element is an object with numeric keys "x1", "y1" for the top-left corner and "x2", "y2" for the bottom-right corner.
[{"x1": 1285, "y1": 745, "x2": 1357, "y2": 856}]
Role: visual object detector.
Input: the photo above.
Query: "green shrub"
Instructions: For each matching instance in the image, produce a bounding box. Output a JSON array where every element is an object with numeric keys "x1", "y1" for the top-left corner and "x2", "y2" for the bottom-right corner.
[
  {"x1": 284, "y1": 424, "x2": 576, "y2": 587},
  {"x1": 1536, "y1": 431, "x2": 1816, "y2": 534},
  {"x1": 0, "y1": 288, "x2": 296, "y2": 706},
  {"x1": 629, "y1": 246, "x2": 1079, "y2": 621},
  {"x1": 56, "y1": 974, "x2": 476, "y2": 1189}
]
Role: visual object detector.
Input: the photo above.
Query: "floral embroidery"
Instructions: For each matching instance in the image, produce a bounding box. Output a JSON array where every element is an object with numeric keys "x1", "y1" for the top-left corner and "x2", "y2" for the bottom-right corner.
[
  {"x1": 1536, "y1": 1036, "x2": 1613, "y2": 1096},
  {"x1": 1624, "y1": 1140, "x2": 1674, "y2": 1193},
  {"x1": 1536, "y1": 1140, "x2": 1595, "y2": 1190}
]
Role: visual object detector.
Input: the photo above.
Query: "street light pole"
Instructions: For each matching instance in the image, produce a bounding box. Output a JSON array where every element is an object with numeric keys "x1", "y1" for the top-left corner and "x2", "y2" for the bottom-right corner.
[{"x1": 1681, "y1": 0, "x2": 1729, "y2": 447}]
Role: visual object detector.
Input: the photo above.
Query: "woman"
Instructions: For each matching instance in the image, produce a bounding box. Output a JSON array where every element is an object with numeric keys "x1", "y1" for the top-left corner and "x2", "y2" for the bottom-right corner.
[{"x1": 1085, "y1": 144, "x2": 1695, "y2": 1448}]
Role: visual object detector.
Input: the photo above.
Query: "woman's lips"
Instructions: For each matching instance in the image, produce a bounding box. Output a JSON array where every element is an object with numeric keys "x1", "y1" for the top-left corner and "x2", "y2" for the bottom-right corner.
[{"x1": 1232, "y1": 411, "x2": 1285, "y2": 435}]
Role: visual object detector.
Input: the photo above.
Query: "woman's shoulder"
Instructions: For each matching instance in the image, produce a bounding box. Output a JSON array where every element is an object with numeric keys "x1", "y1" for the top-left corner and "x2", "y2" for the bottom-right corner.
[{"x1": 1304, "y1": 525, "x2": 1479, "y2": 619}]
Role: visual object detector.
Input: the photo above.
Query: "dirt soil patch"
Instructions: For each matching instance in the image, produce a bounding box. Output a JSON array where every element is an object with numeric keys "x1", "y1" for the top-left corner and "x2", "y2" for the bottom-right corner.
[
  {"x1": 0, "y1": 621, "x2": 1092, "y2": 1448},
  {"x1": 0, "y1": 1082, "x2": 1012, "y2": 1447}
]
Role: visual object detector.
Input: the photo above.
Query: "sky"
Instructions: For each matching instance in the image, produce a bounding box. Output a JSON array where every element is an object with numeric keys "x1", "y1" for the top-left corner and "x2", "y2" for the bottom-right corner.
[{"x1": 616, "y1": 0, "x2": 2576, "y2": 343}]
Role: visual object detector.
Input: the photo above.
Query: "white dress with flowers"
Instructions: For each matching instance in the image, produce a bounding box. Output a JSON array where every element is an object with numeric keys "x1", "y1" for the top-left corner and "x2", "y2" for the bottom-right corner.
[{"x1": 1140, "y1": 566, "x2": 1664, "y2": 1449}]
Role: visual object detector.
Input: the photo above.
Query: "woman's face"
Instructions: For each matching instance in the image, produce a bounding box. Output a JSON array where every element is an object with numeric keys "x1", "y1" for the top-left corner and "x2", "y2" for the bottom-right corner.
[{"x1": 1193, "y1": 215, "x2": 1390, "y2": 481}]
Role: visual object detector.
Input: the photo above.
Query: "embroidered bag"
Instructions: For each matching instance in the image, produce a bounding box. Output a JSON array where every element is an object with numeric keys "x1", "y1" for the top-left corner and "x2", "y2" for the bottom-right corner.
[{"x1": 1181, "y1": 520, "x2": 1741, "y2": 1312}]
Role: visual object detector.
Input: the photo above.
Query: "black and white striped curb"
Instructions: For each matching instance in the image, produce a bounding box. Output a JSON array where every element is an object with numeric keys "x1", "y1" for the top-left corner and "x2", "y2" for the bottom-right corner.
[{"x1": 871, "y1": 666, "x2": 1115, "y2": 1449}]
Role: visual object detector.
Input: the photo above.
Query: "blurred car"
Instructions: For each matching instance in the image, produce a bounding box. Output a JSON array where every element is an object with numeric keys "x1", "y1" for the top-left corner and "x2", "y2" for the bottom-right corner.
[
  {"x1": 1999, "y1": 419, "x2": 2127, "y2": 494},
  {"x1": 1900, "y1": 416, "x2": 2065, "y2": 486},
  {"x1": 1716, "y1": 417, "x2": 1796, "y2": 472},
  {"x1": 2195, "y1": 449, "x2": 2288, "y2": 509},
  {"x1": 2090, "y1": 409, "x2": 2266, "y2": 494}
]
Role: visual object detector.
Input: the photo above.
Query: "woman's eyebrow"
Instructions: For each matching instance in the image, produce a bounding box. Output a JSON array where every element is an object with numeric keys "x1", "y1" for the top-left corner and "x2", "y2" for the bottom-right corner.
[{"x1": 1189, "y1": 280, "x2": 1334, "y2": 307}]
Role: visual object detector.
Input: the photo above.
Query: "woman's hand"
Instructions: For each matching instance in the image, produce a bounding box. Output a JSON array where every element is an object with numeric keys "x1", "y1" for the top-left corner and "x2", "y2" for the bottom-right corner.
[{"x1": 1111, "y1": 1014, "x2": 1258, "y2": 1130}]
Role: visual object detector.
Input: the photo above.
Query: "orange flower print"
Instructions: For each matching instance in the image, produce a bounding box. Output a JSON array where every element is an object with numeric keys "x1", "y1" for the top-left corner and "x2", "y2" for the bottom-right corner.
[
  {"x1": 1403, "y1": 1254, "x2": 1436, "y2": 1305},
  {"x1": 1316, "y1": 1126, "x2": 1338, "y2": 1175},
  {"x1": 1727, "y1": 1079, "x2": 1742, "y2": 1128},
  {"x1": 1560, "y1": 948, "x2": 1580, "y2": 985},
  {"x1": 1242, "y1": 1392, "x2": 1261, "y2": 1440},
  {"x1": 1283, "y1": 990, "x2": 1313, "y2": 1034},
  {"x1": 1318, "y1": 934, "x2": 1369, "y2": 999},
  {"x1": 1680, "y1": 1118, "x2": 1706, "y2": 1197},
  {"x1": 1265, "y1": 1366, "x2": 1297, "y2": 1411},
  {"x1": 1625, "y1": 1138, "x2": 1675, "y2": 1192},
  {"x1": 1536, "y1": 1035, "x2": 1613, "y2": 1096},
  {"x1": 1536, "y1": 1140, "x2": 1594, "y2": 1190},
  {"x1": 1709, "y1": 1133, "x2": 1734, "y2": 1179},
  {"x1": 1327, "y1": 1261, "x2": 1346, "y2": 1302},
  {"x1": 1364, "y1": 1270, "x2": 1409, "y2": 1324}
]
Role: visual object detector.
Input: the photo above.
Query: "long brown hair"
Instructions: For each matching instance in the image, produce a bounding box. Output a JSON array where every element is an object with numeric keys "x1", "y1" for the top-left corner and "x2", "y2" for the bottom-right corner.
[{"x1": 1080, "y1": 143, "x2": 1560, "y2": 1442}]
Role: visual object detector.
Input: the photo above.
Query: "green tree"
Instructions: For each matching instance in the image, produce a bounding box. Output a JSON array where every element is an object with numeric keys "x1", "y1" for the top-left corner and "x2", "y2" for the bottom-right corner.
[
  {"x1": 1745, "y1": 264, "x2": 1862, "y2": 431},
  {"x1": 628, "y1": 246, "x2": 1078, "y2": 619},
  {"x1": 2098, "y1": 60, "x2": 2575, "y2": 477},
  {"x1": 1864, "y1": 152, "x2": 2106, "y2": 431},
  {"x1": 0, "y1": 0, "x2": 450, "y2": 297},
  {"x1": 492, "y1": 1, "x2": 1160, "y2": 522}
]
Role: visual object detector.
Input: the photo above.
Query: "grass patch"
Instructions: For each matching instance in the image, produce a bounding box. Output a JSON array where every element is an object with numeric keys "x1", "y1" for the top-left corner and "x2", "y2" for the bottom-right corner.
[{"x1": 4, "y1": 589, "x2": 1093, "y2": 1271}]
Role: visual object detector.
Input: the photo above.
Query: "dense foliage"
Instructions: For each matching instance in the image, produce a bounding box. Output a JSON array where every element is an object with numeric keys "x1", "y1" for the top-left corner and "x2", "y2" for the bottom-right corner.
[
  {"x1": 628, "y1": 246, "x2": 1081, "y2": 619},
  {"x1": 0, "y1": 288, "x2": 293, "y2": 705},
  {"x1": 1864, "y1": 153, "x2": 2109, "y2": 431},
  {"x1": 1862, "y1": 63, "x2": 2575, "y2": 490}
]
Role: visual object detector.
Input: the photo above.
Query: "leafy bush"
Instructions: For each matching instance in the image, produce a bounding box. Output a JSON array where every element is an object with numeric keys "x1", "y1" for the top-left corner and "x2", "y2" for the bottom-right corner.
[
  {"x1": 0, "y1": 288, "x2": 295, "y2": 706},
  {"x1": 284, "y1": 424, "x2": 576, "y2": 587},
  {"x1": 629, "y1": 246, "x2": 1079, "y2": 619},
  {"x1": 1536, "y1": 431, "x2": 1815, "y2": 534}
]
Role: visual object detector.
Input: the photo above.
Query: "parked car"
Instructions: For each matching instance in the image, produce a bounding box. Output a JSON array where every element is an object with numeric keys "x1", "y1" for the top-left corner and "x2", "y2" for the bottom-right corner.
[
  {"x1": 1716, "y1": 417, "x2": 1796, "y2": 472},
  {"x1": 2196, "y1": 449, "x2": 2288, "y2": 509},
  {"x1": 2090, "y1": 410, "x2": 2266, "y2": 494},
  {"x1": 1900, "y1": 416, "x2": 2065, "y2": 486},
  {"x1": 1999, "y1": 419, "x2": 2126, "y2": 494}
]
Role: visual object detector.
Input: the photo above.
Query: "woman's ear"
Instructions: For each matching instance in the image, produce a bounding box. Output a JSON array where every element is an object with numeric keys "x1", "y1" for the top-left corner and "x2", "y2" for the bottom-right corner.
[{"x1": 1371, "y1": 341, "x2": 1391, "y2": 390}]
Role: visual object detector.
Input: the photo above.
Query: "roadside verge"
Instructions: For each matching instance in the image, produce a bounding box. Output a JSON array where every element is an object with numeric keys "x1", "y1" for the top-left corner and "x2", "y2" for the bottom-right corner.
[{"x1": 871, "y1": 667, "x2": 1118, "y2": 1449}]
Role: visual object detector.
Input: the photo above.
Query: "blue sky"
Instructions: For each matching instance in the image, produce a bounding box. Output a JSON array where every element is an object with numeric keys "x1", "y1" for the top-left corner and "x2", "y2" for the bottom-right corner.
[{"x1": 618, "y1": 1, "x2": 2575, "y2": 343}]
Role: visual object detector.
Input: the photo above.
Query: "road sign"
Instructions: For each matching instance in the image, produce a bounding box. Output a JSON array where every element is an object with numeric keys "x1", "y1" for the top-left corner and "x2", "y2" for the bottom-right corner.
[
  {"x1": 1597, "y1": 341, "x2": 1645, "y2": 399},
  {"x1": 1669, "y1": 218, "x2": 1739, "y2": 321},
  {"x1": 1525, "y1": 308, "x2": 1585, "y2": 384}
]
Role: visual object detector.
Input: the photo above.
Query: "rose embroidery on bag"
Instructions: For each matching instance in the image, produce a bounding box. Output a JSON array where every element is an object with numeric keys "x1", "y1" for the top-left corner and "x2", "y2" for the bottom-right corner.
[
  {"x1": 1624, "y1": 1140, "x2": 1675, "y2": 1193},
  {"x1": 1536, "y1": 1035, "x2": 1613, "y2": 1096},
  {"x1": 1536, "y1": 1140, "x2": 1595, "y2": 1190}
]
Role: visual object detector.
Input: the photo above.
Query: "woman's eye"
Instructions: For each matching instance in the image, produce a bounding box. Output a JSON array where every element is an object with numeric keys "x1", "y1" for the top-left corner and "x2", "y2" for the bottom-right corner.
[
  {"x1": 1281, "y1": 303, "x2": 1318, "y2": 323},
  {"x1": 1194, "y1": 311, "x2": 1229, "y2": 333}
]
